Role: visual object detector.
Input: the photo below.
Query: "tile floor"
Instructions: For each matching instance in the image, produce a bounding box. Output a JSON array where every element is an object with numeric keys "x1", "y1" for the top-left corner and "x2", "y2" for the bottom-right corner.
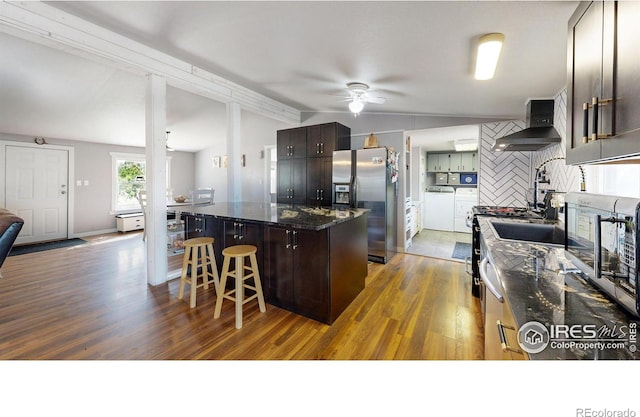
[{"x1": 405, "y1": 228, "x2": 472, "y2": 262}]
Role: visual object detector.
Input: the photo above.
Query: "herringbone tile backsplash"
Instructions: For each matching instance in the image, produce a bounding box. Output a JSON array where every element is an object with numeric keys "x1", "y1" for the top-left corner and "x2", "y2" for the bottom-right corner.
[
  {"x1": 479, "y1": 120, "x2": 530, "y2": 206},
  {"x1": 478, "y1": 88, "x2": 581, "y2": 207}
]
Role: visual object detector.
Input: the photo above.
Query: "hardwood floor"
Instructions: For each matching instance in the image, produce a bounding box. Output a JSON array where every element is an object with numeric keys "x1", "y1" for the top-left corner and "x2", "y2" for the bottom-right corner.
[{"x1": 0, "y1": 231, "x2": 484, "y2": 360}]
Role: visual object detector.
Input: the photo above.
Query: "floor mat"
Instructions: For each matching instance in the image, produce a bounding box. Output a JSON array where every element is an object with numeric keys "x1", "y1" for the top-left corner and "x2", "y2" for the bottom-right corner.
[
  {"x1": 451, "y1": 242, "x2": 472, "y2": 260},
  {"x1": 9, "y1": 238, "x2": 88, "y2": 256}
]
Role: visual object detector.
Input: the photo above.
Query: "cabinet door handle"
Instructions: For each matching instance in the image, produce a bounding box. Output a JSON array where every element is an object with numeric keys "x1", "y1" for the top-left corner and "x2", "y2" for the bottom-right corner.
[
  {"x1": 292, "y1": 230, "x2": 298, "y2": 250},
  {"x1": 239, "y1": 223, "x2": 244, "y2": 240},
  {"x1": 320, "y1": 189, "x2": 324, "y2": 200},
  {"x1": 582, "y1": 101, "x2": 589, "y2": 143},
  {"x1": 233, "y1": 222, "x2": 239, "y2": 239},
  {"x1": 591, "y1": 96, "x2": 599, "y2": 142},
  {"x1": 320, "y1": 142, "x2": 324, "y2": 154},
  {"x1": 285, "y1": 229, "x2": 291, "y2": 248},
  {"x1": 589, "y1": 97, "x2": 613, "y2": 141},
  {"x1": 496, "y1": 320, "x2": 522, "y2": 354}
]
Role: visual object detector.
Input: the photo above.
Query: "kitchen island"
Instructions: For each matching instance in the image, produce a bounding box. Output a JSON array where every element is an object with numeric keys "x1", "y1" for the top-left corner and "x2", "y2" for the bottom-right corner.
[
  {"x1": 479, "y1": 216, "x2": 640, "y2": 360},
  {"x1": 173, "y1": 202, "x2": 368, "y2": 324}
]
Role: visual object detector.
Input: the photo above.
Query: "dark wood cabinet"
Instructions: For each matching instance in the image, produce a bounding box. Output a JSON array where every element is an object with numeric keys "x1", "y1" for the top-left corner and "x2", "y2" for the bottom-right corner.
[
  {"x1": 277, "y1": 122, "x2": 350, "y2": 206},
  {"x1": 306, "y1": 157, "x2": 332, "y2": 206},
  {"x1": 264, "y1": 227, "x2": 295, "y2": 307},
  {"x1": 265, "y1": 213, "x2": 366, "y2": 324},
  {"x1": 184, "y1": 214, "x2": 214, "y2": 239},
  {"x1": 277, "y1": 159, "x2": 306, "y2": 204},
  {"x1": 222, "y1": 219, "x2": 266, "y2": 295},
  {"x1": 183, "y1": 213, "x2": 223, "y2": 267},
  {"x1": 277, "y1": 127, "x2": 307, "y2": 159},
  {"x1": 567, "y1": 1, "x2": 640, "y2": 164},
  {"x1": 265, "y1": 225, "x2": 329, "y2": 322},
  {"x1": 306, "y1": 122, "x2": 351, "y2": 157}
]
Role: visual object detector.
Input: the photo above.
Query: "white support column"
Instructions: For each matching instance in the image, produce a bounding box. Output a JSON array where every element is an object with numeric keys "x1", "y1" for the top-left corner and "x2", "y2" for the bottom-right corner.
[
  {"x1": 145, "y1": 73, "x2": 168, "y2": 286},
  {"x1": 227, "y1": 102, "x2": 242, "y2": 202}
]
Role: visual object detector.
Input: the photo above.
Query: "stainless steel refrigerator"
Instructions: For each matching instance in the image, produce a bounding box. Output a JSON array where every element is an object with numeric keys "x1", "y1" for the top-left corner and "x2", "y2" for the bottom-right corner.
[{"x1": 332, "y1": 148, "x2": 397, "y2": 263}]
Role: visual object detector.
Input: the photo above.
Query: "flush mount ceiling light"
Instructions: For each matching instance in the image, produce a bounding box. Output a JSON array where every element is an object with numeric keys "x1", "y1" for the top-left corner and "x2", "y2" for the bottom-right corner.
[
  {"x1": 474, "y1": 33, "x2": 505, "y2": 80},
  {"x1": 454, "y1": 139, "x2": 478, "y2": 152}
]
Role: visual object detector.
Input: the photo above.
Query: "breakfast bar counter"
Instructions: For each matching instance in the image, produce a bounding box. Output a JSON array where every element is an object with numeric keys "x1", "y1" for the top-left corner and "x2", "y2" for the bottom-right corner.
[{"x1": 172, "y1": 202, "x2": 368, "y2": 324}]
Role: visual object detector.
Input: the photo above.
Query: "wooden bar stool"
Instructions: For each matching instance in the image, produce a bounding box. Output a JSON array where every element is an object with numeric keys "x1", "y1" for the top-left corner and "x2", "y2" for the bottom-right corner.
[
  {"x1": 178, "y1": 237, "x2": 219, "y2": 308},
  {"x1": 214, "y1": 244, "x2": 266, "y2": 329}
]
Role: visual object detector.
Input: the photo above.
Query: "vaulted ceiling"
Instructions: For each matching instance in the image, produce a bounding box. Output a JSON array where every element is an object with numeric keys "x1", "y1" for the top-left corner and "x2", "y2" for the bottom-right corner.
[{"x1": 0, "y1": 1, "x2": 579, "y2": 151}]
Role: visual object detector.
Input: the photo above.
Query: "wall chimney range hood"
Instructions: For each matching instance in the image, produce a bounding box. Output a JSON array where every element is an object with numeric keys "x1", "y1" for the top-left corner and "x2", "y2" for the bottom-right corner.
[{"x1": 492, "y1": 99, "x2": 561, "y2": 152}]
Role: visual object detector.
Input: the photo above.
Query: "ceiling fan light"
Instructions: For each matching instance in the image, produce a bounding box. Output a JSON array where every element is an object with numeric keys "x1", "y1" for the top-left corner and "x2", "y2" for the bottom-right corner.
[
  {"x1": 475, "y1": 33, "x2": 504, "y2": 80},
  {"x1": 349, "y1": 98, "x2": 364, "y2": 114}
]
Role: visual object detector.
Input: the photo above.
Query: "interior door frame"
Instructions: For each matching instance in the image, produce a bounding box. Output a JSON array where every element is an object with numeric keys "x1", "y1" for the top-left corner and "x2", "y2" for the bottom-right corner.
[
  {"x1": 0, "y1": 139, "x2": 76, "y2": 239},
  {"x1": 263, "y1": 144, "x2": 276, "y2": 204}
]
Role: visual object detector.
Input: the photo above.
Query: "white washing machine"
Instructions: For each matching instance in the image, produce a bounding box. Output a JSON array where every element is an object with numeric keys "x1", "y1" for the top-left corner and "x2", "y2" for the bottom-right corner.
[
  {"x1": 423, "y1": 186, "x2": 455, "y2": 232},
  {"x1": 454, "y1": 188, "x2": 478, "y2": 233}
]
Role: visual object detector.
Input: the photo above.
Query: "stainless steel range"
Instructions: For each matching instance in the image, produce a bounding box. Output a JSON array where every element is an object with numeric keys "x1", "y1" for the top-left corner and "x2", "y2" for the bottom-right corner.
[{"x1": 469, "y1": 206, "x2": 541, "y2": 297}]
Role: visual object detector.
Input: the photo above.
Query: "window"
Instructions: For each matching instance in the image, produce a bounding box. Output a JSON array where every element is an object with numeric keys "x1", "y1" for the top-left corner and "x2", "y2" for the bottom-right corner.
[
  {"x1": 584, "y1": 164, "x2": 640, "y2": 198},
  {"x1": 111, "y1": 152, "x2": 171, "y2": 212}
]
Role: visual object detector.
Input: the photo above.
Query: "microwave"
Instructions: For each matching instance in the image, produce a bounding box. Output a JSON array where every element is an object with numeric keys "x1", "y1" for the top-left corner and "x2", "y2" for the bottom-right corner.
[{"x1": 564, "y1": 192, "x2": 640, "y2": 318}]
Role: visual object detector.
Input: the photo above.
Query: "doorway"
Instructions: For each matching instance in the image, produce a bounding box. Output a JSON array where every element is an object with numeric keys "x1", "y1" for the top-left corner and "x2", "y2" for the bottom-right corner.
[
  {"x1": 404, "y1": 125, "x2": 479, "y2": 261},
  {"x1": 264, "y1": 145, "x2": 277, "y2": 203},
  {"x1": 1, "y1": 142, "x2": 73, "y2": 245}
]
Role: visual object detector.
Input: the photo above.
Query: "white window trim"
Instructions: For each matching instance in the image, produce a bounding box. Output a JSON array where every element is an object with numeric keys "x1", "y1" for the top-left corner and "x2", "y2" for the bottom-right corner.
[{"x1": 110, "y1": 152, "x2": 172, "y2": 214}]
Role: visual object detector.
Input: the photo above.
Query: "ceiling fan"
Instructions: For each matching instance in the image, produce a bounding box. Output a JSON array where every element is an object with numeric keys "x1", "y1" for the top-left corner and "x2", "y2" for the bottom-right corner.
[{"x1": 341, "y1": 82, "x2": 386, "y2": 115}]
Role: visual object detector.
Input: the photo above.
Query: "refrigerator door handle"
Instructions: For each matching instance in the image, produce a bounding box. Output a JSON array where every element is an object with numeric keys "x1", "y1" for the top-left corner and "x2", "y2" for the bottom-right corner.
[{"x1": 351, "y1": 176, "x2": 358, "y2": 208}]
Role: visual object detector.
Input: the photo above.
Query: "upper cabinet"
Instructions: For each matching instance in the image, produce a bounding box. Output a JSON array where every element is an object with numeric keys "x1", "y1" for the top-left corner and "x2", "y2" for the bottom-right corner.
[
  {"x1": 277, "y1": 122, "x2": 351, "y2": 206},
  {"x1": 567, "y1": 1, "x2": 640, "y2": 164},
  {"x1": 277, "y1": 127, "x2": 307, "y2": 159},
  {"x1": 460, "y1": 152, "x2": 477, "y2": 172},
  {"x1": 427, "y1": 152, "x2": 477, "y2": 173},
  {"x1": 306, "y1": 122, "x2": 351, "y2": 157}
]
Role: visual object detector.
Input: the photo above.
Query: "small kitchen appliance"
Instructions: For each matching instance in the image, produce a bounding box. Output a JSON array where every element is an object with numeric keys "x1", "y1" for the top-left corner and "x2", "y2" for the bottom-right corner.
[{"x1": 564, "y1": 192, "x2": 640, "y2": 318}]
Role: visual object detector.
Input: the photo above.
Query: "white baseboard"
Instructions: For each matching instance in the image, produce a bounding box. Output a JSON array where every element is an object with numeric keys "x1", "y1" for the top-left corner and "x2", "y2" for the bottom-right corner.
[{"x1": 72, "y1": 228, "x2": 118, "y2": 238}]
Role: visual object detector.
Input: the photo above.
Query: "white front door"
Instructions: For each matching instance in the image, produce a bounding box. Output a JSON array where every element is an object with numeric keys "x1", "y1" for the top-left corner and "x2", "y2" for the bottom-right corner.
[{"x1": 5, "y1": 145, "x2": 69, "y2": 244}]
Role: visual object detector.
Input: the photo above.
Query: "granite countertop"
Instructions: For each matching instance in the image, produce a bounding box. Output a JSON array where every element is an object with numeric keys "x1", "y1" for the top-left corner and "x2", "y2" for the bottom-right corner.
[
  {"x1": 171, "y1": 202, "x2": 367, "y2": 231},
  {"x1": 479, "y1": 216, "x2": 640, "y2": 360}
]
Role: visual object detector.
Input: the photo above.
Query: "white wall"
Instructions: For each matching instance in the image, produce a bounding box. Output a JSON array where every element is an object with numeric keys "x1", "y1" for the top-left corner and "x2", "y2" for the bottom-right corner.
[
  {"x1": 193, "y1": 109, "x2": 290, "y2": 203},
  {"x1": 0, "y1": 131, "x2": 195, "y2": 235}
]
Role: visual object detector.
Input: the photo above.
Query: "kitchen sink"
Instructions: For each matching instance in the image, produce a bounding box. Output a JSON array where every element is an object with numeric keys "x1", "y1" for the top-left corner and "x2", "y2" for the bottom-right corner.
[{"x1": 489, "y1": 221, "x2": 565, "y2": 246}]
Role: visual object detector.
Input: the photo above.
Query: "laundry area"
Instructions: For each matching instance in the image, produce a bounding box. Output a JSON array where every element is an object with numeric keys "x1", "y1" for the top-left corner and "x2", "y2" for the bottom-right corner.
[
  {"x1": 404, "y1": 127, "x2": 479, "y2": 261},
  {"x1": 408, "y1": 185, "x2": 476, "y2": 261}
]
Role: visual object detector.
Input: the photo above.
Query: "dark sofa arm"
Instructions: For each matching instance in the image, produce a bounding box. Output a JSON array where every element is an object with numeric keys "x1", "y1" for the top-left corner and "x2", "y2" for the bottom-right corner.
[{"x1": 0, "y1": 208, "x2": 24, "y2": 271}]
